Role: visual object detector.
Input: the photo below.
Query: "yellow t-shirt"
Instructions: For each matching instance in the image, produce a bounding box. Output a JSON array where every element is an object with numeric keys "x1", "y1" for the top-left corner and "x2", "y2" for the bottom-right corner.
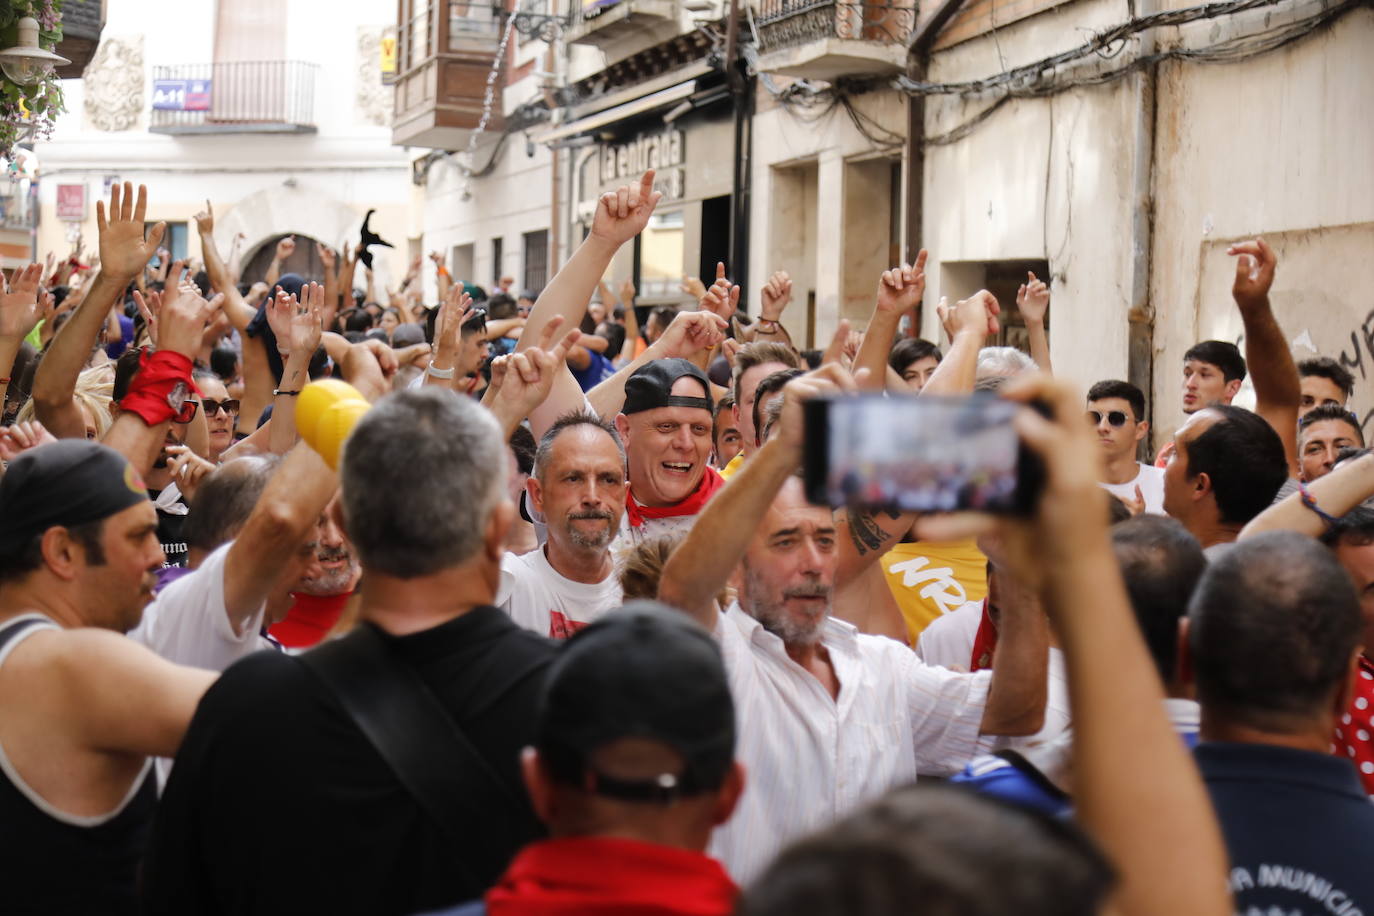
[
  {"x1": 880, "y1": 538, "x2": 989, "y2": 645},
  {"x1": 719, "y1": 452, "x2": 745, "y2": 480}
]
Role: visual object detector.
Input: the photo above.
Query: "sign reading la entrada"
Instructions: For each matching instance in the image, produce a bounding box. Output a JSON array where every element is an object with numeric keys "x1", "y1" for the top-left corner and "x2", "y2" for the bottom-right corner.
[{"x1": 599, "y1": 128, "x2": 685, "y2": 202}]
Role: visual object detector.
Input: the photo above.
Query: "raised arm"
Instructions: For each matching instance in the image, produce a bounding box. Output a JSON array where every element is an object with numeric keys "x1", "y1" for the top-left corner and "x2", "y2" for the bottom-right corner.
[
  {"x1": 1241, "y1": 451, "x2": 1374, "y2": 540},
  {"x1": 752, "y1": 269, "x2": 796, "y2": 348},
  {"x1": 1016, "y1": 271, "x2": 1052, "y2": 375},
  {"x1": 658, "y1": 365, "x2": 853, "y2": 628},
  {"x1": 519, "y1": 170, "x2": 662, "y2": 438},
  {"x1": 0, "y1": 264, "x2": 46, "y2": 415},
  {"x1": 584, "y1": 310, "x2": 726, "y2": 420},
  {"x1": 222, "y1": 442, "x2": 337, "y2": 635},
  {"x1": 996, "y1": 374, "x2": 1231, "y2": 916},
  {"x1": 36, "y1": 184, "x2": 165, "y2": 438},
  {"x1": 920, "y1": 291, "x2": 999, "y2": 396},
  {"x1": 104, "y1": 284, "x2": 216, "y2": 476},
  {"x1": 266, "y1": 283, "x2": 325, "y2": 454},
  {"x1": 426, "y1": 286, "x2": 474, "y2": 390},
  {"x1": 855, "y1": 253, "x2": 926, "y2": 392},
  {"x1": 265, "y1": 236, "x2": 294, "y2": 288},
  {"x1": 485, "y1": 318, "x2": 581, "y2": 438},
  {"x1": 1230, "y1": 239, "x2": 1300, "y2": 477}
]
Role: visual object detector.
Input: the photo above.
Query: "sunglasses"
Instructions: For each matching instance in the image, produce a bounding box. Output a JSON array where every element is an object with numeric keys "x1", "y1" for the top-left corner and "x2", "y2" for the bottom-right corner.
[
  {"x1": 174, "y1": 400, "x2": 199, "y2": 424},
  {"x1": 1086, "y1": 410, "x2": 1130, "y2": 428},
  {"x1": 201, "y1": 398, "x2": 241, "y2": 417}
]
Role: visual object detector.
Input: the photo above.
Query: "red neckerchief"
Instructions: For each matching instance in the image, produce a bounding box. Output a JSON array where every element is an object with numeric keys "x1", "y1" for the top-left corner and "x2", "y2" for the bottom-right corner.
[
  {"x1": 268, "y1": 592, "x2": 349, "y2": 649},
  {"x1": 1334, "y1": 654, "x2": 1374, "y2": 794},
  {"x1": 487, "y1": 836, "x2": 738, "y2": 916},
  {"x1": 120, "y1": 350, "x2": 198, "y2": 426},
  {"x1": 624, "y1": 466, "x2": 725, "y2": 528},
  {"x1": 969, "y1": 598, "x2": 998, "y2": 672}
]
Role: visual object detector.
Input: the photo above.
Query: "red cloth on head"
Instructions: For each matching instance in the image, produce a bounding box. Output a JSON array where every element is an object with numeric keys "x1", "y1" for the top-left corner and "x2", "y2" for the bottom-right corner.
[
  {"x1": 486, "y1": 837, "x2": 737, "y2": 916},
  {"x1": 624, "y1": 467, "x2": 725, "y2": 528},
  {"x1": 119, "y1": 350, "x2": 197, "y2": 427},
  {"x1": 269, "y1": 592, "x2": 349, "y2": 649}
]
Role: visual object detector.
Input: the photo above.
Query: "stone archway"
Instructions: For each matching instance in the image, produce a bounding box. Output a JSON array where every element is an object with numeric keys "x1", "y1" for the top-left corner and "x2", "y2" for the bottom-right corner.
[{"x1": 239, "y1": 233, "x2": 327, "y2": 286}]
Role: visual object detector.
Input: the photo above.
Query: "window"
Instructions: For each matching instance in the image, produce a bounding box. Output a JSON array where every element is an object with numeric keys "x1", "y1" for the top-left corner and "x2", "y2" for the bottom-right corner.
[
  {"x1": 523, "y1": 230, "x2": 549, "y2": 293},
  {"x1": 153, "y1": 221, "x2": 189, "y2": 263},
  {"x1": 638, "y1": 209, "x2": 684, "y2": 300},
  {"x1": 492, "y1": 236, "x2": 503, "y2": 287}
]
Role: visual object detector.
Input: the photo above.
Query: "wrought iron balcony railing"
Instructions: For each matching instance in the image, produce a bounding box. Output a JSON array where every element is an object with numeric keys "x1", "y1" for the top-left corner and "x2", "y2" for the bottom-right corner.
[
  {"x1": 149, "y1": 61, "x2": 319, "y2": 135},
  {"x1": 755, "y1": 0, "x2": 915, "y2": 52}
]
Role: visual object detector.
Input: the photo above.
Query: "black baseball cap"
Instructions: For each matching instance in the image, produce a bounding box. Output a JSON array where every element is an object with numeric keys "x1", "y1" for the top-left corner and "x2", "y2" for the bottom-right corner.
[
  {"x1": 622, "y1": 358, "x2": 713, "y2": 416},
  {"x1": 536, "y1": 602, "x2": 735, "y2": 803}
]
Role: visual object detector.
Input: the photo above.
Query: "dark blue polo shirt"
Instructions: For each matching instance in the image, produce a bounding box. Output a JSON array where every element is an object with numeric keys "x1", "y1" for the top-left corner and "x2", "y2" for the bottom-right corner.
[{"x1": 1196, "y1": 742, "x2": 1374, "y2": 914}]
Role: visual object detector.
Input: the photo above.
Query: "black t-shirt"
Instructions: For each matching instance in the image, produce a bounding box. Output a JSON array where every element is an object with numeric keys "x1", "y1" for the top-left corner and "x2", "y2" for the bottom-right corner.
[
  {"x1": 149, "y1": 488, "x2": 188, "y2": 568},
  {"x1": 1197, "y1": 741, "x2": 1374, "y2": 914},
  {"x1": 142, "y1": 607, "x2": 557, "y2": 916}
]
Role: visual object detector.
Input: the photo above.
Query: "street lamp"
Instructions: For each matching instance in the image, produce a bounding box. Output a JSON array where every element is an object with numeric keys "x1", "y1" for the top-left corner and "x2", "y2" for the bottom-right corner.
[{"x1": 0, "y1": 17, "x2": 69, "y2": 86}]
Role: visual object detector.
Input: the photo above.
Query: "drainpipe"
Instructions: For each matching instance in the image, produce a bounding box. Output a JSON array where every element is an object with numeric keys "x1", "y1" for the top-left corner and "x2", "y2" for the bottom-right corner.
[
  {"x1": 726, "y1": 0, "x2": 752, "y2": 307},
  {"x1": 904, "y1": 0, "x2": 965, "y2": 335},
  {"x1": 1126, "y1": 0, "x2": 1158, "y2": 458}
]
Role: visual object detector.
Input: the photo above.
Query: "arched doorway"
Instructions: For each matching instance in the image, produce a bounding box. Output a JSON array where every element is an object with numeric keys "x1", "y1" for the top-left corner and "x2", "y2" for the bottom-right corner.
[{"x1": 239, "y1": 233, "x2": 328, "y2": 287}]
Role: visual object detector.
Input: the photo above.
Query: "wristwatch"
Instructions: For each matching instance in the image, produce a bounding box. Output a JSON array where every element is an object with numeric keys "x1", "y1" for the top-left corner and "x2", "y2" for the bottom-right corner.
[{"x1": 167, "y1": 380, "x2": 190, "y2": 413}]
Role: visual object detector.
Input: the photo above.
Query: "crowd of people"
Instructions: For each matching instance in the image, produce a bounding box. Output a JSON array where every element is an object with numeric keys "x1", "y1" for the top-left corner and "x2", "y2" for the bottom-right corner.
[{"x1": 0, "y1": 170, "x2": 1370, "y2": 915}]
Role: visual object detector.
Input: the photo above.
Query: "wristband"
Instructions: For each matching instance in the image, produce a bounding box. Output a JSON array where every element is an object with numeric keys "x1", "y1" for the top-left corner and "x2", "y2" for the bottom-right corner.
[
  {"x1": 274, "y1": 389, "x2": 301, "y2": 397},
  {"x1": 756, "y1": 319, "x2": 780, "y2": 330},
  {"x1": 120, "y1": 350, "x2": 196, "y2": 427},
  {"x1": 1298, "y1": 482, "x2": 1342, "y2": 529},
  {"x1": 435, "y1": 266, "x2": 450, "y2": 279},
  {"x1": 426, "y1": 361, "x2": 456, "y2": 380}
]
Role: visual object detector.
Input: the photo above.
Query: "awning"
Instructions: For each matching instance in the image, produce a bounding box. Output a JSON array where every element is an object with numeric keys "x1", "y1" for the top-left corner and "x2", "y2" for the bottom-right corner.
[{"x1": 539, "y1": 81, "x2": 696, "y2": 145}]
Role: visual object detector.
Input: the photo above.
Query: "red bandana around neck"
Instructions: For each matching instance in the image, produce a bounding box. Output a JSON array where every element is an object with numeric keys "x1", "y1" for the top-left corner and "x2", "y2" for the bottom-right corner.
[
  {"x1": 969, "y1": 598, "x2": 998, "y2": 672},
  {"x1": 624, "y1": 466, "x2": 725, "y2": 528},
  {"x1": 487, "y1": 836, "x2": 737, "y2": 916}
]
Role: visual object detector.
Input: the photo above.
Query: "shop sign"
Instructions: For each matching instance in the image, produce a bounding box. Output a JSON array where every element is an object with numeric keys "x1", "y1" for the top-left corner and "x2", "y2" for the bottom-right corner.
[
  {"x1": 599, "y1": 128, "x2": 685, "y2": 202},
  {"x1": 56, "y1": 183, "x2": 86, "y2": 222}
]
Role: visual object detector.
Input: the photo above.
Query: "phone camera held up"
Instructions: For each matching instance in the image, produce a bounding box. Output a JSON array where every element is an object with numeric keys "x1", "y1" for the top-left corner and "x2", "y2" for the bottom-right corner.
[{"x1": 801, "y1": 393, "x2": 1048, "y2": 516}]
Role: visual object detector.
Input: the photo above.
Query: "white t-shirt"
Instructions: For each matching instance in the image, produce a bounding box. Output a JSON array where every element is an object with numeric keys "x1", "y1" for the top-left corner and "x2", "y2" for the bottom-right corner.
[
  {"x1": 915, "y1": 600, "x2": 984, "y2": 670},
  {"x1": 129, "y1": 542, "x2": 274, "y2": 670},
  {"x1": 1098, "y1": 463, "x2": 1166, "y2": 515},
  {"x1": 496, "y1": 546, "x2": 623, "y2": 639}
]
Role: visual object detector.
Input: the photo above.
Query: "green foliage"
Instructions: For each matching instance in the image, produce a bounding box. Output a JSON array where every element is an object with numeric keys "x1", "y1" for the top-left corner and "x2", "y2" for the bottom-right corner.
[{"x1": 0, "y1": 0, "x2": 66, "y2": 160}]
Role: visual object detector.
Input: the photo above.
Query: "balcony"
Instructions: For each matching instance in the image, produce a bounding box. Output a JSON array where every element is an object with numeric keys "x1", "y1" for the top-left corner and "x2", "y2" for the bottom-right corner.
[
  {"x1": 564, "y1": 0, "x2": 681, "y2": 49},
  {"x1": 54, "y1": 0, "x2": 105, "y2": 78},
  {"x1": 392, "y1": 0, "x2": 510, "y2": 150},
  {"x1": 149, "y1": 62, "x2": 318, "y2": 135},
  {"x1": 755, "y1": 0, "x2": 915, "y2": 82}
]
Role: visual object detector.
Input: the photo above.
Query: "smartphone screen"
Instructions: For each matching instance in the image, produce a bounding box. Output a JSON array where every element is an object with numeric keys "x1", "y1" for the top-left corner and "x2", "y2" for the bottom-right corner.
[{"x1": 803, "y1": 393, "x2": 1038, "y2": 515}]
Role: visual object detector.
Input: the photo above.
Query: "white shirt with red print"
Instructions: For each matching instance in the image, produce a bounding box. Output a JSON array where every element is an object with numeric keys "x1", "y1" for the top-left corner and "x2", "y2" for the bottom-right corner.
[{"x1": 496, "y1": 546, "x2": 623, "y2": 640}]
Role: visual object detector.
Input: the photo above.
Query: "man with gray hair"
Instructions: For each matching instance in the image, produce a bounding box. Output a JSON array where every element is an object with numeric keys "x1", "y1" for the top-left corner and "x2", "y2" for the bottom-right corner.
[
  {"x1": 143, "y1": 389, "x2": 561, "y2": 916},
  {"x1": 497, "y1": 411, "x2": 628, "y2": 638}
]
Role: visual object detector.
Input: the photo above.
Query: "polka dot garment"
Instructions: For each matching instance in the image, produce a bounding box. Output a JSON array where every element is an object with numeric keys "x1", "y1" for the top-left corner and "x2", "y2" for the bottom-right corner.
[{"x1": 1332, "y1": 655, "x2": 1374, "y2": 797}]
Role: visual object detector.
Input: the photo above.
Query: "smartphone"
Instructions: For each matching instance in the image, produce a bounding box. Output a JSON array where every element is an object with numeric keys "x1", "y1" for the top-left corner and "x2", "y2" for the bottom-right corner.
[{"x1": 802, "y1": 392, "x2": 1045, "y2": 516}]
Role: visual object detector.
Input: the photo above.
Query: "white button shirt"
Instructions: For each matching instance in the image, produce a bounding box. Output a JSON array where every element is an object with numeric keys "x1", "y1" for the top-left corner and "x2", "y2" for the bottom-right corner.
[{"x1": 709, "y1": 602, "x2": 993, "y2": 883}]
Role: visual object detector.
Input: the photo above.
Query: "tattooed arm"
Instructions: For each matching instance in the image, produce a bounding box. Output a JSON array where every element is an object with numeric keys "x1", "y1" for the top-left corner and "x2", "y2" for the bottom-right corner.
[{"x1": 833, "y1": 505, "x2": 918, "y2": 588}]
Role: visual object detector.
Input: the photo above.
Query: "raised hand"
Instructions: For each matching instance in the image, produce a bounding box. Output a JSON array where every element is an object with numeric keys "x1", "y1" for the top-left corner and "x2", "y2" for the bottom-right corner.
[
  {"x1": 433, "y1": 285, "x2": 475, "y2": 358},
  {"x1": 654, "y1": 310, "x2": 727, "y2": 360},
  {"x1": 760, "y1": 270, "x2": 794, "y2": 321},
  {"x1": 275, "y1": 236, "x2": 296, "y2": 262},
  {"x1": 876, "y1": 251, "x2": 927, "y2": 316},
  {"x1": 1016, "y1": 270, "x2": 1050, "y2": 325},
  {"x1": 0, "y1": 263, "x2": 45, "y2": 340},
  {"x1": 1228, "y1": 238, "x2": 1277, "y2": 312},
  {"x1": 96, "y1": 182, "x2": 166, "y2": 281},
  {"x1": 193, "y1": 200, "x2": 214, "y2": 236},
  {"x1": 590, "y1": 170, "x2": 663, "y2": 247},
  {"x1": 266, "y1": 288, "x2": 296, "y2": 354},
  {"x1": 316, "y1": 243, "x2": 337, "y2": 274},
  {"x1": 699, "y1": 262, "x2": 740, "y2": 322},
  {"x1": 491, "y1": 316, "x2": 581, "y2": 423},
  {"x1": 1122, "y1": 484, "x2": 1146, "y2": 518},
  {"x1": 945, "y1": 290, "x2": 1000, "y2": 340},
  {"x1": 679, "y1": 274, "x2": 706, "y2": 301},
  {"x1": 0, "y1": 420, "x2": 57, "y2": 461},
  {"x1": 821, "y1": 318, "x2": 853, "y2": 367},
  {"x1": 288, "y1": 282, "x2": 326, "y2": 357},
  {"x1": 159, "y1": 286, "x2": 220, "y2": 361},
  {"x1": 777, "y1": 361, "x2": 861, "y2": 454},
  {"x1": 132, "y1": 289, "x2": 164, "y2": 346},
  {"x1": 620, "y1": 277, "x2": 638, "y2": 306}
]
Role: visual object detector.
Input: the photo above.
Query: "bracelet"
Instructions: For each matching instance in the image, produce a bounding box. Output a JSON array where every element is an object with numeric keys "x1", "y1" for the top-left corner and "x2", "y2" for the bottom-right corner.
[
  {"x1": 435, "y1": 266, "x2": 450, "y2": 278},
  {"x1": 273, "y1": 389, "x2": 301, "y2": 397},
  {"x1": 756, "y1": 319, "x2": 780, "y2": 330},
  {"x1": 0, "y1": 377, "x2": 10, "y2": 384},
  {"x1": 1298, "y1": 482, "x2": 1342, "y2": 529},
  {"x1": 426, "y1": 361, "x2": 456, "y2": 380}
]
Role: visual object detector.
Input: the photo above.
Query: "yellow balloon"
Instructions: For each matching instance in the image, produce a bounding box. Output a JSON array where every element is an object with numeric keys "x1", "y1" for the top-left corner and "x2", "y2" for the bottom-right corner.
[
  {"x1": 295, "y1": 379, "x2": 365, "y2": 448},
  {"x1": 312, "y1": 398, "x2": 371, "y2": 470}
]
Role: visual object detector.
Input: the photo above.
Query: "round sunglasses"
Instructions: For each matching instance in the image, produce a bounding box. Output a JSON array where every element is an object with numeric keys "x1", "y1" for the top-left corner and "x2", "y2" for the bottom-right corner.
[{"x1": 1086, "y1": 409, "x2": 1131, "y2": 428}]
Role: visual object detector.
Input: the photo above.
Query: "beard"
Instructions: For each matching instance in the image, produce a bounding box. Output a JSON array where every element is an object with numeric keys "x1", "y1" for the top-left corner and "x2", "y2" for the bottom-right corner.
[
  {"x1": 742, "y1": 570, "x2": 830, "y2": 647},
  {"x1": 297, "y1": 546, "x2": 358, "y2": 596},
  {"x1": 562, "y1": 509, "x2": 619, "y2": 550}
]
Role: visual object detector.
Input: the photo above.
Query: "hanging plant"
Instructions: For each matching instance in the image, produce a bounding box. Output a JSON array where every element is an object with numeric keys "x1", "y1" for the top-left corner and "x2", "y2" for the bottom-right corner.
[{"x1": 0, "y1": 0, "x2": 65, "y2": 160}]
